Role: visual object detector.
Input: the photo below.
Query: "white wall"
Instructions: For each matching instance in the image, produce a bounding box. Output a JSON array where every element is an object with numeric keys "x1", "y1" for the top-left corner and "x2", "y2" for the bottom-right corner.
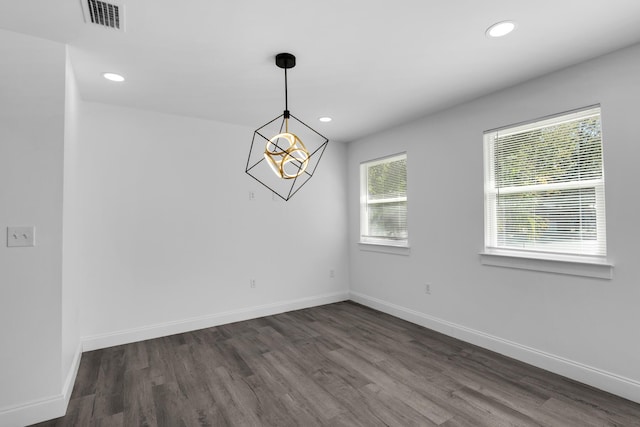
[
  {"x1": 73, "y1": 102, "x2": 350, "y2": 347},
  {"x1": 61, "y1": 48, "x2": 82, "y2": 398},
  {"x1": 0, "y1": 29, "x2": 66, "y2": 420},
  {"x1": 348, "y1": 43, "x2": 640, "y2": 402}
]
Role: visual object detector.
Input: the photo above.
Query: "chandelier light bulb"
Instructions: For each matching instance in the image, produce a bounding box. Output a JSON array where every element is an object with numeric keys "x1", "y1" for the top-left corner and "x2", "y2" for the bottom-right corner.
[{"x1": 264, "y1": 132, "x2": 310, "y2": 179}]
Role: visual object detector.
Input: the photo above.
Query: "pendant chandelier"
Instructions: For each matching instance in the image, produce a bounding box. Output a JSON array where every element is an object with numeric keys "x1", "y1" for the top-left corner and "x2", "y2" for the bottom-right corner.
[{"x1": 246, "y1": 53, "x2": 329, "y2": 201}]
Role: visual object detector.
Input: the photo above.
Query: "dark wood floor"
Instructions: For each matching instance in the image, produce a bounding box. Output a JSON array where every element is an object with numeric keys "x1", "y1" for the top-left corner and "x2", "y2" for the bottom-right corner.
[{"x1": 31, "y1": 301, "x2": 640, "y2": 426}]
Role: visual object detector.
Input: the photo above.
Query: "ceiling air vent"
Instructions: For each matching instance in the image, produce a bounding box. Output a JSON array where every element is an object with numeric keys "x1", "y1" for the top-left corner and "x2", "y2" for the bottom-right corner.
[{"x1": 81, "y1": 0, "x2": 125, "y2": 31}]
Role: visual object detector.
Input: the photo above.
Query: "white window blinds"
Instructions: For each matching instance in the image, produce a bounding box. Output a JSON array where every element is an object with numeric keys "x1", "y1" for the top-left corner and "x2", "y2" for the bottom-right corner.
[
  {"x1": 484, "y1": 106, "x2": 606, "y2": 257},
  {"x1": 360, "y1": 153, "x2": 408, "y2": 246}
]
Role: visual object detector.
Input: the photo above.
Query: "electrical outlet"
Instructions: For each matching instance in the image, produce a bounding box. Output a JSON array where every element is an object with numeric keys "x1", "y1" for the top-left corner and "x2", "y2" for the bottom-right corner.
[
  {"x1": 425, "y1": 284, "x2": 431, "y2": 295},
  {"x1": 249, "y1": 191, "x2": 256, "y2": 201},
  {"x1": 250, "y1": 279, "x2": 256, "y2": 288},
  {"x1": 7, "y1": 226, "x2": 35, "y2": 247},
  {"x1": 329, "y1": 269, "x2": 335, "y2": 278}
]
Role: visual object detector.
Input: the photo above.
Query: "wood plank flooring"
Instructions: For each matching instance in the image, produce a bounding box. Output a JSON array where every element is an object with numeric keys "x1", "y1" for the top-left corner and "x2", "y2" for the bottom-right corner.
[{"x1": 31, "y1": 301, "x2": 640, "y2": 426}]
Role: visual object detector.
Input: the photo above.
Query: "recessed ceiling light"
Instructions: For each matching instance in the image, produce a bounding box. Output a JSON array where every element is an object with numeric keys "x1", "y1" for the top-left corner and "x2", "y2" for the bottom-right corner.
[
  {"x1": 486, "y1": 21, "x2": 516, "y2": 38},
  {"x1": 103, "y1": 72, "x2": 125, "y2": 82},
  {"x1": 319, "y1": 117, "x2": 332, "y2": 122}
]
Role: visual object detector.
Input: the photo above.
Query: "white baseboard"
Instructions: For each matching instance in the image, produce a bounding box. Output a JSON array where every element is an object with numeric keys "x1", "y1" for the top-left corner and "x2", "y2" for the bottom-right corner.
[
  {"x1": 0, "y1": 342, "x2": 82, "y2": 427},
  {"x1": 350, "y1": 291, "x2": 640, "y2": 404},
  {"x1": 83, "y1": 291, "x2": 350, "y2": 351},
  {"x1": 62, "y1": 343, "x2": 83, "y2": 408}
]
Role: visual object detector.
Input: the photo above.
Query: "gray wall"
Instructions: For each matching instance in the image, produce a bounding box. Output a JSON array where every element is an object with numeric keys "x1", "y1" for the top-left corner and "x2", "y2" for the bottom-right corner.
[{"x1": 347, "y1": 43, "x2": 640, "y2": 402}]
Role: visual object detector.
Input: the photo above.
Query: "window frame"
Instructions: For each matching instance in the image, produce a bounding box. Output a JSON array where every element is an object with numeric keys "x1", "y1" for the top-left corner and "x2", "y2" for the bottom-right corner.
[
  {"x1": 359, "y1": 152, "x2": 408, "y2": 248},
  {"x1": 481, "y1": 106, "x2": 612, "y2": 277}
]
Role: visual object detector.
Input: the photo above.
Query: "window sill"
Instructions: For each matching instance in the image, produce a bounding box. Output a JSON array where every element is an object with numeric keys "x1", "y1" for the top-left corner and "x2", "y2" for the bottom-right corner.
[
  {"x1": 479, "y1": 250, "x2": 613, "y2": 279},
  {"x1": 359, "y1": 242, "x2": 411, "y2": 256}
]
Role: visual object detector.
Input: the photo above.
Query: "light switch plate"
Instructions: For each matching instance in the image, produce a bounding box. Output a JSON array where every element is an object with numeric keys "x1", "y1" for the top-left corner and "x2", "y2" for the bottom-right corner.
[{"x1": 7, "y1": 226, "x2": 35, "y2": 247}]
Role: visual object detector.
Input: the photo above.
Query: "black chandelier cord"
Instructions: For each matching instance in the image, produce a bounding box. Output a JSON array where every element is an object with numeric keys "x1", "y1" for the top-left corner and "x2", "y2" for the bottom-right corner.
[
  {"x1": 284, "y1": 67, "x2": 290, "y2": 131},
  {"x1": 284, "y1": 67, "x2": 289, "y2": 116}
]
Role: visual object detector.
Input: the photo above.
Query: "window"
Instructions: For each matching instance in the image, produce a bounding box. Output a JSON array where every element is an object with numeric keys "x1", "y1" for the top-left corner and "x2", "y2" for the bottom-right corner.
[
  {"x1": 360, "y1": 153, "x2": 408, "y2": 246},
  {"x1": 483, "y1": 106, "x2": 606, "y2": 259}
]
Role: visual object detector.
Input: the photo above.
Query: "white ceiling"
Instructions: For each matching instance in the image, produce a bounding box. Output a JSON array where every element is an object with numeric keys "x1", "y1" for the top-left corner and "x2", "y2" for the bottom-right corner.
[{"x1": 3, "y1": 1, "x2": 640, "y2": 142}]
